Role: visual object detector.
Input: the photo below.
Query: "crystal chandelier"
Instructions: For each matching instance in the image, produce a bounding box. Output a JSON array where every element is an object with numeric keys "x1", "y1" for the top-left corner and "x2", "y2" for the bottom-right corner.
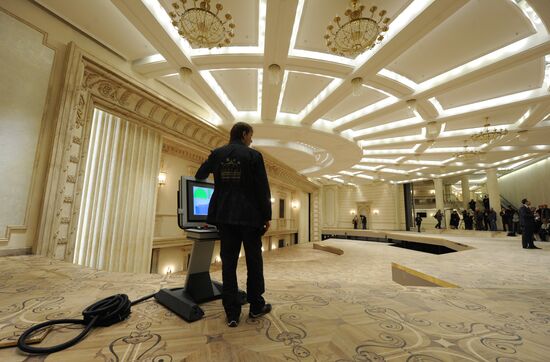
[
  {"x1": 453, "y1": 142, "x2": 483, "y2": 161},
  {"x1": 470, "y1": 117, "x2": 508, "y2": 144},
  {"x1": 169, "y1": 0, "x2": 235, "y2": 49},
  {"x1": 325, "y1": 0, "x2": 390, "y2": 57}
]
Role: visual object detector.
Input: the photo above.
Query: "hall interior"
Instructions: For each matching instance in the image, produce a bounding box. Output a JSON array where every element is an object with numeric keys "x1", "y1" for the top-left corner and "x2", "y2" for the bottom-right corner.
[{"x1": 2, "y1": 0, "x2": 550, "y2": 360}]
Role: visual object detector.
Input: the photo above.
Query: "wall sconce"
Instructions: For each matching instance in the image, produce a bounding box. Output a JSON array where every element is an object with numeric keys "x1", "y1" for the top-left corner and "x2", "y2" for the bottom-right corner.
[
  {"x1": 164, "y1": 266, "x2": 173, "y2": 275},
  {"x1": 268, "y1": 63, "x2": 282, "y2": 85},
  {"x1": 178, "y1": 66, "x2": 192, "y2": 84},
  {"x1": 214, "y1": 256, "x2": 221, "y2": 263},
  {"x1": 373, "y1": 209, "x2": 379, "y2": 215},
  {"x1": 261, "y1": 246, "x2": 265, "y2": 252},
  {"x1": 158, "y1": 171, "x2": 167, "y2": 186},
  {"x1": 270, "y1": 197, "x2": 275, "y2": 203},
  {"x1": 291, "y1": 200, "x2": 299, "y2": 209},
  {"x1": 350, "y1": 210, "x2": 356, "y2": 215},
  {"x1": 351, "y1": 77, "x2": 363, "y2": 96},
  {"x1": 430, "y1": 189, "x2": 435, "y2": 195},
  {"x1": 406, "y1": 99, "x2": 417, "y2": 111}
]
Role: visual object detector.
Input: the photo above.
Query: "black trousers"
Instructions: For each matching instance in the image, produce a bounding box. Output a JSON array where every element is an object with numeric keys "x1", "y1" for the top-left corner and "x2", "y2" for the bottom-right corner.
[
  {"x1": 522, "y1": 226, "x2": 535, "y2": 248},
  {"x1": 218, "y1": 224, "x2": 265, "y2": 318}
]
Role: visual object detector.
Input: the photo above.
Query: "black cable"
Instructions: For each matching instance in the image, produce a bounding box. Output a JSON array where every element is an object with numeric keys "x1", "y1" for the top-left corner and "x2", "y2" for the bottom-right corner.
[{"x1": 17, "y1": 292, "x2": 156, "y2": 354}]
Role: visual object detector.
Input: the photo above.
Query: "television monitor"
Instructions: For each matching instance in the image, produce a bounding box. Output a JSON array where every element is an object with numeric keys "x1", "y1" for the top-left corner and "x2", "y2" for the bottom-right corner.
[{"x1": 178, "y1": 176, "x2": 215, "y2": 229}]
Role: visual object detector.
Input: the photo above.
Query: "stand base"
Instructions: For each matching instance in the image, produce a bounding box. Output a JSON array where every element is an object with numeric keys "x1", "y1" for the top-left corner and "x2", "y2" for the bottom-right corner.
[{"x1": 155, "y1": 282, "x2": 247, "y2": 322}]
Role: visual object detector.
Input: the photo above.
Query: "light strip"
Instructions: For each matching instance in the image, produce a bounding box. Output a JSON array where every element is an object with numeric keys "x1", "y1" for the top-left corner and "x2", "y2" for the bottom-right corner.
[
  {"x1": 377, "y1": 68, "x2": 419, "y2": 90},
  {"x1": 257, "y1": 68, "x2": 263, "y2": 113},
  {"x1": 333, "y1": 96, "x2": 400, "y2": 128},
  {"x1": 298, "y1": 78, "x2": 344, "y2": 120},
  {"x1": 352, "y1": 164, "x2": 384, "y2": 171},
  {"x1": 351, "y1": 117, "x2": 422, "y2": 138},
  {"x1": 363, "y1": 148, "x2": 417, "y2": 155},
  {"x1": 359, "y1": 129, "x2": 426, "y2": 147},
  {"x1": 199, "y1": 70, "x2": 238, "y2": 115},
  {"x1": 511, "y1": 0, "x2": 546, "y2": 34}
]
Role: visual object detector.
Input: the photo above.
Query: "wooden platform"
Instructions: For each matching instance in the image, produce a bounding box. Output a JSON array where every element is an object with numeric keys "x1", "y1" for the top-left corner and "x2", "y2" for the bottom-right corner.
[{"x1": 1, "y1": 232, "x2": 550, "y2": 361}]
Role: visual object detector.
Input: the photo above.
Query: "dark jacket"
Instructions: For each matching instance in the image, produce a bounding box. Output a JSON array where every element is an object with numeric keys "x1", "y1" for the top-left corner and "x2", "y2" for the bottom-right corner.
[
  {"x1": 519, "y1": 204, "x2": 534, "y2": 230},
  {"x1": 195, "y1": 140, "x2": 272, "y2": 228}
]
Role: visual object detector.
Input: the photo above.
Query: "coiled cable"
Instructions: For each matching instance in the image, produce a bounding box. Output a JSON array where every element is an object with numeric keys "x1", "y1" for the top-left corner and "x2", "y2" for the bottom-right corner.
[{"x1": 17, "y1": 292, "x2": 155, "y2": 354}]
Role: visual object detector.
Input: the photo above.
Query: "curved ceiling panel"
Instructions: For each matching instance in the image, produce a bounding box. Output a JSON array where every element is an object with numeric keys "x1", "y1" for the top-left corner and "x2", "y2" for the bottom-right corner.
[
  {"x1": 436, "y1": 58, "x2": 544, "y2": 109},
  {"x1": 36, "y1": 0, "x2": 158, "y2": 60},
  {"x1": 210, "y1": 69, "x2": 258, "y2": 111},
  {"x1": 280, "y1": 72, "x2": 332, "y2": 114},
  {"x1": 386, "y1": 0, "x2": 535, "y2": 83},
  {"x1": 322, "y1": 86, "x2": 388, "y2": 121}
]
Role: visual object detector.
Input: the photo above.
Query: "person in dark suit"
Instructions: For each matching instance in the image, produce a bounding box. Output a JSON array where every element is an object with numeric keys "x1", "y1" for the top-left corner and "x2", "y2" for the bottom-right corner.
[
  {"x1": 469, "y1": 199, "x2": 476, "y2": 212},
  {"x1": 196, "y1": 122, "x2": 272, "y2": 327},
  {"x1": 415, "y1": 214, "x2": 423, "y2": 232},
  {"x1": 518, "y1": 198, "x2": 540, "y2": 249},
  {"x1": 360, "y1": 214, "x2": 367, "y2": 229}
]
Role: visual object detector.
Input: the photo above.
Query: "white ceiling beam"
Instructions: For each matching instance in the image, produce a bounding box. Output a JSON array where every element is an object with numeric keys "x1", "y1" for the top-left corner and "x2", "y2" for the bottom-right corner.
[
  {"x1": 261, "y1": 0, "x2": 298, "y2": 122},
  {"x1": 300, "y1": 0, "x2": 468, "y2": 126},
  {"x1": 112, "y1": 0, "x2": 235, "y2": 122}
]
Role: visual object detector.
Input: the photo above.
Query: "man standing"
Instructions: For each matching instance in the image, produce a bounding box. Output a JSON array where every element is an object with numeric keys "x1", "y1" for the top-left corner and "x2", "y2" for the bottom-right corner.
[
  {"x1": 518, "y1": 198, "x2": 540, "y2": 249},
  {"x1": 360, "y1": 214, "x2": 367, "y2": 229},
  {"x1": 415, "y1": 214, "x2": 423, "y2": 233},
  {"x1": 196, "y1": 122, "x2": 272, "y2": 327}
]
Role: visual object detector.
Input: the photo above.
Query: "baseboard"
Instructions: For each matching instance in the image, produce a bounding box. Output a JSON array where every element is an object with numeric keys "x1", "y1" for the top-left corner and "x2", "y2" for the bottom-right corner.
[{"x1": 0, "y1": 247, "x2": 32, "y2": 257}]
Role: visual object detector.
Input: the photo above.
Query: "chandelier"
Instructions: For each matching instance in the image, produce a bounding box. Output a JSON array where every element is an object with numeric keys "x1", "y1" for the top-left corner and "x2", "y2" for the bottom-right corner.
[
  {"x1": 453, "y1": 142, "x2": 484, "y2": 161},
  {"x1": 325, "y1": 0, "x2": 390, "y2": 57},
  {"x1": 169, "y1": 0, "x2": 235, "y2": 49},
  {"x1": 470, "y1": 117, "x2": 508, "y2": 144}
]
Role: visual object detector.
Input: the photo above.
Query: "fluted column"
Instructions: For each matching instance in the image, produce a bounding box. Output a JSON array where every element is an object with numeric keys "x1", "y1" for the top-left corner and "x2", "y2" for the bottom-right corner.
[
  {"x1": 74, "y1": 109, "x2": 162, "y2": 273},
  {"x1": 461, "y1": 175, "x2": 470, "y2": 209},
  {"x1": 486, "y1": 168, "x2": 502, "y2": 229}
]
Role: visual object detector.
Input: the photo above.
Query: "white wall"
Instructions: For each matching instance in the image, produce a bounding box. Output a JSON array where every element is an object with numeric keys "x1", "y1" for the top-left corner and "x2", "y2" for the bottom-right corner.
[
  {"x1": 322, "y1": 183, "x2": 405, "y2": 230},
  {"x1": 499, "y1": 156, "x2": 550, "y2": 206},
  {"x1": 0, "y1": 10, "x2": 54, "y2": 253}
]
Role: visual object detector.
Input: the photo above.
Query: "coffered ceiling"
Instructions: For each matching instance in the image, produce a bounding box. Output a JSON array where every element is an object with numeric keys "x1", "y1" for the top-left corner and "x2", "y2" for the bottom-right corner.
[{"x1": 36, "y1": 0, "x2": 550, "y2": 185}]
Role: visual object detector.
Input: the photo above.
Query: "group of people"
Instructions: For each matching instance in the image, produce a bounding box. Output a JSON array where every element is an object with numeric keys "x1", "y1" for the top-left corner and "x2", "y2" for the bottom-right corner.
[
  {"x1": 414, "y1": 195, "x2": 547, "y2": 250},
  {"x1": 352, "y1": 214, "x2": 367, "y2": 229}
]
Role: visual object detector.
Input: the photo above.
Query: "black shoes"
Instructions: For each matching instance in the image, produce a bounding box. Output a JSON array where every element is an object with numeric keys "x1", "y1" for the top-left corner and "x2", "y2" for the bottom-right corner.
[
  {"x1": 249, "y1": 304, "x2": 272, "y2": 318},
  {"x1": 528, "y1": 245, "x2": 541, "y2": 249},
  {"x1": 227, "y1": 314, "x2": 240, "y2": 327}
]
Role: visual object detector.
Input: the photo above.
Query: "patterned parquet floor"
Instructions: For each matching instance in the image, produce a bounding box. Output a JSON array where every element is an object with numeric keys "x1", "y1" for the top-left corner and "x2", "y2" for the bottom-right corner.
[{"x1": 1, "y1": 233, "x2": 549, "y2": 361}]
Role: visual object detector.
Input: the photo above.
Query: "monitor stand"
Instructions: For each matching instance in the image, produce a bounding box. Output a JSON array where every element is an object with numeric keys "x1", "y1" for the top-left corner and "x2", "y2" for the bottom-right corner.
[{"x1": 154, "y1": 231, "x2": 247, "y2": 322}]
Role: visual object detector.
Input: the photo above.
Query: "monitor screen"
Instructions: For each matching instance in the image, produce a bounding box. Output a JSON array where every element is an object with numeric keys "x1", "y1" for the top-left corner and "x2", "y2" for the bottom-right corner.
[
  {"x1": 189, "y1": 184, "x2": 214, "y2": 219},
  {"x1": 178, "y1": 177, "x2": 215, "y2": 228}
]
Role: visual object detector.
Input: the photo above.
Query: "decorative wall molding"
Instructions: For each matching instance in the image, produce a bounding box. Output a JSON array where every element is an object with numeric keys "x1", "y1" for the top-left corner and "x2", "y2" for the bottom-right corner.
[{"x1": 36, "y1": 42, "x2": 318, "y2": 265}]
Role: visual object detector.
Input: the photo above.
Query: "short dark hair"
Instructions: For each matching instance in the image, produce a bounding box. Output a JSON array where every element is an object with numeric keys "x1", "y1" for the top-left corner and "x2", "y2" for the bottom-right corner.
[
  {"x1": 229, "y1": 122, "x2": 253, "y2": 141},
  {"x1": 522, "y1": 198, "x2": 528, "y2": 204}
]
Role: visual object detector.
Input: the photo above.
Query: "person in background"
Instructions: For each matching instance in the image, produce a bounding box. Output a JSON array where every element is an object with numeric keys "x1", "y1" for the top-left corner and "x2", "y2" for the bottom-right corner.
[
  {"x1": 500, "y1": 207, "x2": 508, "y2": 232},
  {"x1": 195, "y1": 122, "x2": 272, "y2": 327},
  {"x1": 360, "y1": 214, "x2": 367, "y2": 230},
  {"x1": 488, "y1": 208, "x2": 497, "y2": 231},
  {"x1": 482, "y1": 195, "x2": 490, "y2": 211},
  {"x1": 518, "y1": 198, "x2": 540, "y2": 249},
  {"x1": 475, "y1": 209, "x2": 484, "y2": 230},
  {"x1": 450, "y1": 210, "x2": 460, "y2": 229},
  {"x1": 469, "y1": 199, "x2": 476, "y2": 212},
  {"x1": 463, "y1": 209, "x2": 473, "y2": 230},
  {"x1": 505, "y1": 207, "x2": 515, "y2": 236},
  {"x1": 352, "y1": 214, "x2": 358, "y2": 229},
  {"x1": 512, "y1": 210, "x2": 520, "y2": 236},
  {"x1": 415, "y1": 214, "x2": 423, "y2": 233},
  {"x1": 434, "y1": 210, "x2": 443, "y2": 229}
]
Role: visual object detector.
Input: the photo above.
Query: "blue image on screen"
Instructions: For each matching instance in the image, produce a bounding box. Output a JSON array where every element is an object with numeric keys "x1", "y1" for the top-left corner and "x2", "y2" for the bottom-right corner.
[{"x1": 193, "y1": 186, "x2": 213, "y2": 215}]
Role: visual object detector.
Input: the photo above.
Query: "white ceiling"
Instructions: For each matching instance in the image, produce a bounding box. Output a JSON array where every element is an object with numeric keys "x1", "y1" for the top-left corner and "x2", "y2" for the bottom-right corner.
[{"x1": 37, "y1": 0, "x2": 550, "y2": 185}]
